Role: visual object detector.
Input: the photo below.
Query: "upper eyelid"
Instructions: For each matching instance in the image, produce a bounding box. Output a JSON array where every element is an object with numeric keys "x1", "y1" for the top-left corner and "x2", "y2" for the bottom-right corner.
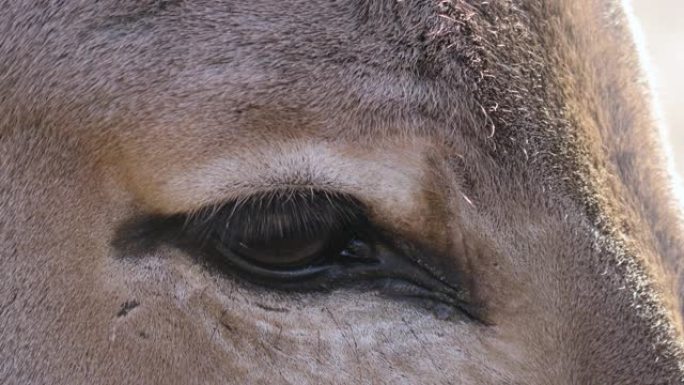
[{"x1": 138, "y1": 142, "x2": 427, "y2": 217}]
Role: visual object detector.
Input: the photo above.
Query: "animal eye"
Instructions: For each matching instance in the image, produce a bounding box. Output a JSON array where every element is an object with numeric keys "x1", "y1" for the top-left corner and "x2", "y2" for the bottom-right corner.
[
  {"x1": 216, "y1": 191, "x2": 368, "y2": 270},
  {"x1": 230, "y1": 235, "x2": 330, "y2": 268},
  {"x1": 173, "y1": 189, "x2": 478, "y2": 320},
  {"x1": 186, "y1": 191, "x2": 378, "y2": 288}
]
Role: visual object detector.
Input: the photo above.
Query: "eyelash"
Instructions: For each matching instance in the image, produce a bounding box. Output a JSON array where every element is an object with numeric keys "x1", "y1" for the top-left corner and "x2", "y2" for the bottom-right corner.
[{"x1": 195, "y1": 190, "x2": 365, "y2": 247}]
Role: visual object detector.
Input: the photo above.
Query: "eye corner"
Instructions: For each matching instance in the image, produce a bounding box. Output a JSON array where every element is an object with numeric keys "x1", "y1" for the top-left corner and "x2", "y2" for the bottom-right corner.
[{"x1": 111, "y1": 213, "x2": 187, "y2": 258}]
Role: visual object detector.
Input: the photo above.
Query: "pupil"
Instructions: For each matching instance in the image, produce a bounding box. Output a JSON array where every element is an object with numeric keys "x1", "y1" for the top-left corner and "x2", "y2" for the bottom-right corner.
[{"x1": 232, "y1": 236, "x2": 329, "y2": 267}]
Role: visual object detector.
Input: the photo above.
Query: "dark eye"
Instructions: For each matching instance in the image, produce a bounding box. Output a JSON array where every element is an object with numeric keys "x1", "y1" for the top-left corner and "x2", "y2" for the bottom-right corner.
[
  {"x1": 186, "y1": 191, "x2": 378, "y2": 287},
  {"x1": 170, "y1": 189, "x2": 478, "y2": 321},
  {"x1": 212, "y1": 190, "x2": 367, "y2": 272},
  {"x1": 231, "y1": 236, "x2": 329, "y2": 268}
]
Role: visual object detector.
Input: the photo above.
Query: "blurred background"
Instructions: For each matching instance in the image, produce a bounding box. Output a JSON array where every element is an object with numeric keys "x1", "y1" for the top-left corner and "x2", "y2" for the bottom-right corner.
[{"x1": 632, "y1": 1, "x2": 684, "y2": 178}]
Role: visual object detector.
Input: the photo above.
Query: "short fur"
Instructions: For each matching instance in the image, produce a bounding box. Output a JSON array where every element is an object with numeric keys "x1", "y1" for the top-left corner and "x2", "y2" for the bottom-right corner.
[{"x1": 1, "y1": 0, "x2": 684, "y2": 384}]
